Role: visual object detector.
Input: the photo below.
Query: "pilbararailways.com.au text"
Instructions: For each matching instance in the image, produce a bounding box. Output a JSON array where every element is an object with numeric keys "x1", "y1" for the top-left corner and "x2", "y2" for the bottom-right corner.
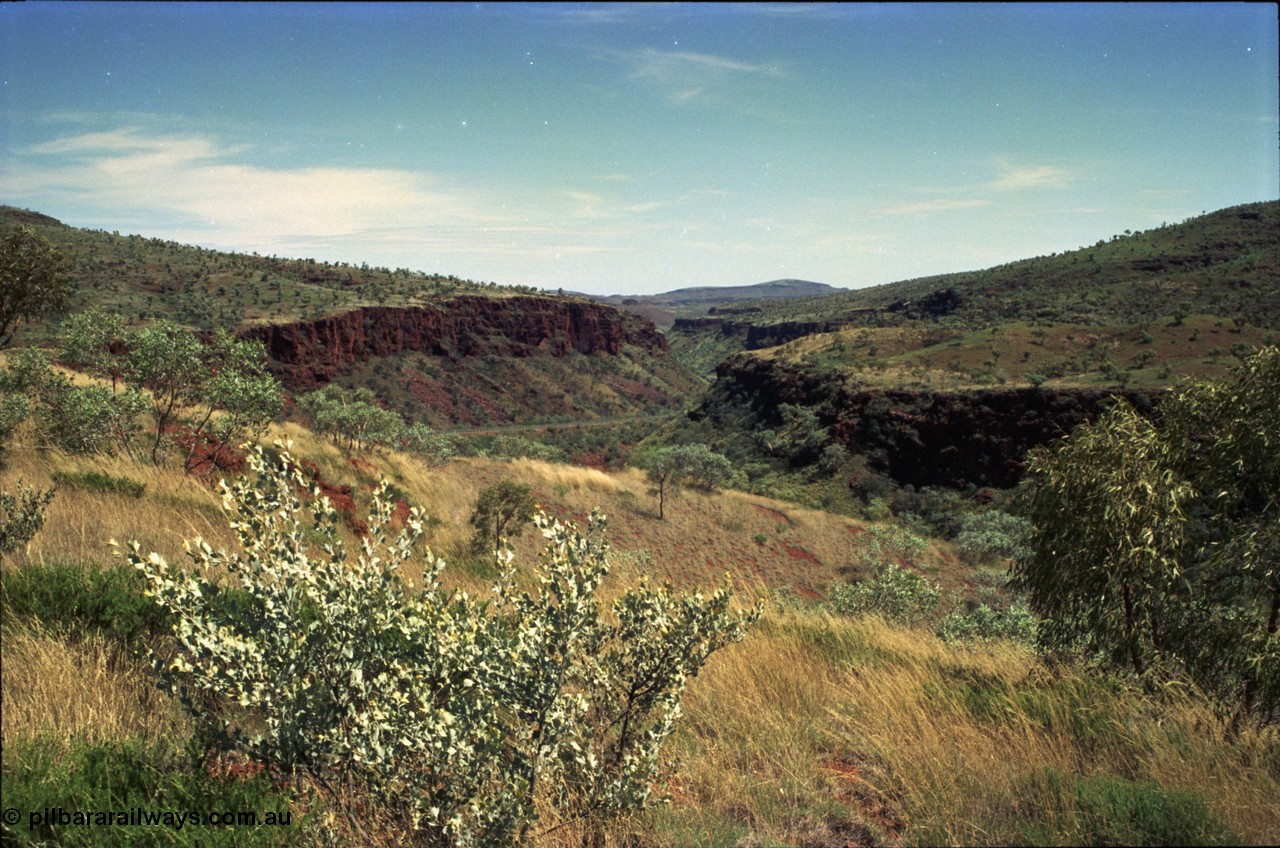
[{"x1": 9, "y1": 806, "x2": 293, "y2": 832}]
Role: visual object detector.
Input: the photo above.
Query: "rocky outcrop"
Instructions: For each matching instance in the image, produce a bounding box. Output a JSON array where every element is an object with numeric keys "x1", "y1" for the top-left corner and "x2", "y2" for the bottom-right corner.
[
  {"x1": 241, "y1": 296, "x2": 667, "y2": 390},
  {"x1": 700, "y1": 357, "x2": 1161, "y2": 489},
  {"x1": 671, "y1": 310, "x2": 884, "y2": 350}
]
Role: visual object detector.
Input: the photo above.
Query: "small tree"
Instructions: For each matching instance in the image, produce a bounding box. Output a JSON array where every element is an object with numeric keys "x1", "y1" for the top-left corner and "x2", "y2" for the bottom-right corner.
[
  {"x1": 0, "y1": 225, "x2": 73, "y2": 348},
  {"x1": 1013, "y1": 401, "x2": 1192, "y2": 675},
  {"x1": 637, "y1": 444, "x2": 735, "y2": 520},
  {"x1": 403, "y1": 423, "x2": 457, "y2": 466},
  {"x1": 126, "y1": 321, "x2": 207, "y2": 464},
  {"x1": 470, "y1": 480, "x2": 536, "y2": 555},
  {"x1": 298, "y1": 385, "x2": 401, "y2": 452},
  {"x1": 59, "y1": 307, "x2": 129, "y2": 394},
  {"x1": 1013, "y1": 347, "x2": 1279, "y2": 723},
  {"x1": 126, "y1": 322, "x2": 281, "y2": 468},
  {"x1": 183, "y1": 329, "x2": 281, "y2": 473}
]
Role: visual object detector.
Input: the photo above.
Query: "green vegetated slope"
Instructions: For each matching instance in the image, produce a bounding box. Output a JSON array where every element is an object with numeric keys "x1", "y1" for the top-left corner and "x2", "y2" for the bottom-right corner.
[
  {"x1": 654, "y1": 201, "x2": 1279, "y2": 517},
  {"x1": 0, "y1": 207, "x2": 509, "y2": 337},
  {"x1": 668, "y1": 199, "x2": 1280, "y2": 384},
  {"x1": 0, "y1": 206, "x2": 706, "y2": 430}
]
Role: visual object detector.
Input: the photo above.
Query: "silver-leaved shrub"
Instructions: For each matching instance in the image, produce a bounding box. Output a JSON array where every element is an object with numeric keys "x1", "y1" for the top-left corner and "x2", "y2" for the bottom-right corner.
[{"x1": 120, "y1": 443, "x2": 758, "y2": 846}]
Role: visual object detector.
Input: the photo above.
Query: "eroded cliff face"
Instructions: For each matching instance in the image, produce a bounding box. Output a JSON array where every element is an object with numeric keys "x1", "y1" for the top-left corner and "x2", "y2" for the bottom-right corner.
[
  {"x1": 702, "y1": 357, "x2": 1160, "y2": 489},
  {"x1": 240, "y1": 296, "x2": 668, "y2": 389}
]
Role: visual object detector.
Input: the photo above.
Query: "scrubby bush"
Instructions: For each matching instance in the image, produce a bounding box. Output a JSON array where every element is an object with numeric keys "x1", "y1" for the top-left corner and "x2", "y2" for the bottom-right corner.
[
  {"x1": 4, "y1": 737, "x2": 305, "y2": 847},
  {"x1": 402, "y1": 423, "x2": 457, "y2": 466},
  {"x1": 829, "y1": 562, "x2": 942, "y2": 628},
  {"x1": 122, "y1": 443, "x2": 758, "y2": 846},
  {"x1": 0, "y1": 478, "x2": 55, "y2": 558},
  {"x1": 937, "y1": 603, "x2": 1039, "y2": 645},
  {"x1": 49, "y1": 470, "x2": 146, "y2": 499},
  {"x1": 955, "y1": 510, "x2": 1033, "y2": 563},
  {"x1": 0, "y1": 561, "x2": 169, "y2": 644},
  {"x1": 40, "y1": 383, "x2": 148, "y2": 456},
  {"x1": 0, "y1": 391, "x2": 28, "y2": 461},
  {"x1": 850, "y1": 524, "x2": 929, "y2": 573}
]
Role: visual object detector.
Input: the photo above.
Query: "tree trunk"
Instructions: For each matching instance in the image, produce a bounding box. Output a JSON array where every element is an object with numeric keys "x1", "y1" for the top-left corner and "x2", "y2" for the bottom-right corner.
[{"x1": 1121, "y1": 581, "x2": 1146, "y2": 675}]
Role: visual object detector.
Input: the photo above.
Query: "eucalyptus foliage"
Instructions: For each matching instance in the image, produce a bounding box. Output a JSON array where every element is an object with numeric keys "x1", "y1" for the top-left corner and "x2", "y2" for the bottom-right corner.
[
  {"x1": 0, "y1": 224, "x2": 72, "y2": 349},
  {"x1": 469, "y1": 480, "x2": 536, "y2": 555},
  {"x1": 122, "y1": 443, "x2": 758, "y2": 845},
  {"x1": 829, "y1": 562, "x2": 942, "y2": 628},
  {"x1": 298, "y1": 385, "x2": 404, "y2": 452},
  {"x1": 1013, "y1": 346, "x2": 1279, "y2": 723},
  {"x1": 126, "y1": 322, "x2": 281, "y2": 468}
]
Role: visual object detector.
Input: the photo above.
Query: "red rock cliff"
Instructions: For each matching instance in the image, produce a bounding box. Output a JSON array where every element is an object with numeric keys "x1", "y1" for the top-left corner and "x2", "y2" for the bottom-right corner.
[{"x1": 240, "y1": 296, "x2": 668, "y2": 390}]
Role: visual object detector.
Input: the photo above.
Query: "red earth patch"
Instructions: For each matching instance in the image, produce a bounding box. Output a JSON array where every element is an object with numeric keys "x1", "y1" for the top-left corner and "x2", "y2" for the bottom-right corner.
[
  {"x1": 783, "y1": 544, "x2": 821, "y2": 565},
  {"x1": 752, "y1": 504, "x2": 790, "y2": 524}
]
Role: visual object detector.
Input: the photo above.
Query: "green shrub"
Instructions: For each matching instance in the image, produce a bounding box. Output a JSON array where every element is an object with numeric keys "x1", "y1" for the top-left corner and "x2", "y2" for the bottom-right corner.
[
  {"x1": 0, "y1": 391, "x2": 29, "y2": 460},
  {"x1": 829, "y1": 562, "x2": 942, "y2": 628},
  {"x1": 50, "y1": 469, "x2": 147, "y2": 498},
  {"x1": 0, "y1": 561, "x2": 170, "y2": 645},
  {"x1": 40, "y1": 383, "x2": 148, "y2": 456},
  {"x1": 402, "y1": 423, "x2": 457, "y2": 466},
  {"x1": 1014, "y1": 767, "x2": 1238, "y2": 846},
  {"x1": 850, "y1": 524, "x2": 929, "y2": 573},
  {"x1": 122, "y1": 443, "x2": 759, "y2": 846},
  {"x1": 1, "y1": 736, "x2": 306, "y2": 847},
  {"x1": 955, "y1": 510, "x2": 1033, "y2": 563},
  {"x1": 0, "y1": 478, "x2": 55, "y2": 557},
  {"x1": 936, "y1": 603, "x2": 1038, "y2": 645}
]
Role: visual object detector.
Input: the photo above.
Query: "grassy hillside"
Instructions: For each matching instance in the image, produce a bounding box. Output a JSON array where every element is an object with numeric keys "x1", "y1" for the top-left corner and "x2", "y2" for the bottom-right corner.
[
  {"x1": 1, "y1": 206, "x2": 707, "y2": 432},
  {"x1": 0, "y1": 206, "x2": 517, "y2": 342},
  {"x1": 4, "y1": 416, "x2": 1278, "y2": 846},
  {"x1": 668, "y1": 200, "x2": 1280, "y2": 384},
  {"x1": 652, "y1": 202, "x2": 1279, "y2": 520},
  {"x1": 719, "y1": 201, "x2": 1278, "y2": 328}
]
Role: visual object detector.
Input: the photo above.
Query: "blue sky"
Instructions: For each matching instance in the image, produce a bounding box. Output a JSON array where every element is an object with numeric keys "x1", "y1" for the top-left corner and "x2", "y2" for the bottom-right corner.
[{"x1": 2, "y1": 2, "x2": 1276, "y2": 295}]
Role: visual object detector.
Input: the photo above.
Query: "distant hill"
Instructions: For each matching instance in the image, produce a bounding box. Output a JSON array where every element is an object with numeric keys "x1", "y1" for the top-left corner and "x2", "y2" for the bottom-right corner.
[
  {"x1": 678, "y1": 201, "x2": 1280, "y2": 333},
  {"x1": 598, "y1": 278, "x2": 841, "y2": 306},
  {"x1": 588, "y1": 279, "x2": 845, "y2": 329},
  {"x1": 655, "y1": 199, "x2": 1280, "y2": 507}
]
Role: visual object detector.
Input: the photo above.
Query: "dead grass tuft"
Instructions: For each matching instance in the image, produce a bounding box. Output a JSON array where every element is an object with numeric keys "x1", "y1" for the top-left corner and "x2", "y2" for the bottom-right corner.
[{"x1": 1, "y1": 622, "x2": 189, "y2": 749}]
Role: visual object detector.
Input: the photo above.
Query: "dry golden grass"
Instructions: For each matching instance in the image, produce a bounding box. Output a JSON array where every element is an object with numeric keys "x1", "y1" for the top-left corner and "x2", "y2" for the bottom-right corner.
[
  {"x1": 6, "y1": 421, "x2": 1277, "y2": 846},
  {"x1": 6, "y1": 413, "x2": 947, "y2": 600},
  {"x1": 1, "y1": 444, "x2": 231, "y2": 569},
  {"x1": 657, "y1": 607, "x2": 1280, "y2": 846},
  {"x1": 1, "y1": 621, "x2": 189, "y2": 750}
]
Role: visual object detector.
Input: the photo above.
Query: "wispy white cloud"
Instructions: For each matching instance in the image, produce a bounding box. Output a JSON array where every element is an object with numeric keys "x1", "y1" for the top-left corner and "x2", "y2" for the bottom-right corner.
[
  {"x1": 875, "y1": 198, "x2": 992, "y2": 215},
  {"x1": 8, "y1": 127, "x2": 481, "y2": 246},
  {"x1": 594, "y1": 45, "x2": 785, "y2": 106},
  {"x1": 987, "y1": 159, "x2": 1074, "y2": 191},
  {"x1": 3, "y1": 124, "x2": 698, "y2": 285},
  {"x1": 620, "y1": 47, "x2": 783, "y2": 85}
]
